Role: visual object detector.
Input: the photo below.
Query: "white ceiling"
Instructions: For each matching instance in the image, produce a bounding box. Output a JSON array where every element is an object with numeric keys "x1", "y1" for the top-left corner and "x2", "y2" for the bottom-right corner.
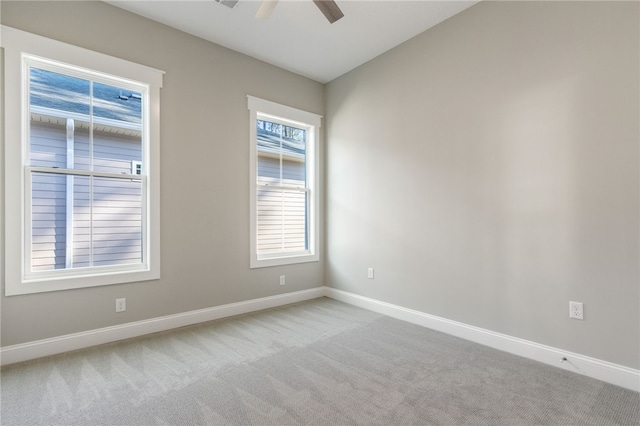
[{"x1": 106, "y1": 0, "x2": 477, "y2": 83}]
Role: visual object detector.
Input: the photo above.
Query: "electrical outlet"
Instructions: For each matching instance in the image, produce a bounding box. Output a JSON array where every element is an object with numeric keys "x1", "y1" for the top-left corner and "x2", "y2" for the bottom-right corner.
[
  {"x1": 569, "y1": 301, "x2": 583, "y2": 320},
  {"x1": 116, "y1": 298, "x2": 126, "y2": 313},
  {"x1": 280, "y1": 275, "x2": 285, "y2": 286},
  {"x1": 367, "y1": 268, "x2": 374, "y2": 279}
]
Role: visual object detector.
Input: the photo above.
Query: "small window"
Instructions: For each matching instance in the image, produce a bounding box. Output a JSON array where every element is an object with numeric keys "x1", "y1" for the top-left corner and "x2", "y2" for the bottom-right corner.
[
  {"x1": 2, "y1": 26, "x2": 163, "y2": 295},
  {"x1": 132, "y1": 161, "x2": 143, "y2": 175},
  {"x1": 248, "y1": 96, "x2": 321, "y2": 268}
]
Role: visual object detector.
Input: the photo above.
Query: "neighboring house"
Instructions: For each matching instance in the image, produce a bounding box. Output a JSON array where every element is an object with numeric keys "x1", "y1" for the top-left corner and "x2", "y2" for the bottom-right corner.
[{"x1": 29, "y1": 68, "x2": 143, "y2": 271}]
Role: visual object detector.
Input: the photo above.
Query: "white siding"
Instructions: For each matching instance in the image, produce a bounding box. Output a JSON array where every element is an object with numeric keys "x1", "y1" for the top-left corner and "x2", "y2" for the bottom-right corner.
[
  {"x1": 30, "y1": 123, "x2": 68, "y2": 271},
  {"x1": 31, "y1": 173, "x2": 67, "y2": 271},
  {"x1": 29, "y1": 121, "x2": 142, "y2": 271},
  {"x1": 30, "y1": 125, "x2": 68, "y2": 168},
  {"x1": 256, "y1": 156, "x2": 307, "y2": 254},
  {"x1": 72, "y1": 176, "x2": 142, "y2": 268}
]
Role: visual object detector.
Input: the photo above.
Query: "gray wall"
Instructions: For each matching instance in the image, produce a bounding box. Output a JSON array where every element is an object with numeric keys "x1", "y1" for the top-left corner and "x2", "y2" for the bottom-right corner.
[
  {"x1": 1, "y1": 1, "x2": 325, "y2": 346},
  {"x1": 325, "y1": 1, "x2": 639, "y2": 369}
]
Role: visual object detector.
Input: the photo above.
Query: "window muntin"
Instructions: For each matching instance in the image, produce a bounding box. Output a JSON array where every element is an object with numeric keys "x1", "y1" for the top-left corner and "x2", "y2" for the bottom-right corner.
[
  {"x1": 248, "y1": 96, "x2": 321, "y2": 268},
  {"x1": 2, "y1": 25, "x2": 163, "y2": 295}
]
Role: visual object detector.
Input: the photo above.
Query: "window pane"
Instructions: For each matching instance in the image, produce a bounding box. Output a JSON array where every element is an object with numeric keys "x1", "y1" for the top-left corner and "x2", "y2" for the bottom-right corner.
[
  {"x1": 281, "y1": 124, "x2": 306, "y2": 187},
  {"x1": 256, "y1": 188, "x2": 308, "y2": 255},
  {"x1": 29, "y1": 68, "x2": 90, "y2": 169},
  {"x1": 30, "y1": 68, "x2": 90, "y2": 115},
  {"x1": 92, "y1": 177, "x2": 143, "y2": 267},
  {"x1": 257, "y1": 187, "x2": 283, "y2": 255},
  {"x1": 257, "y1": 155, "x2": 280, "y2": 185},
  {"x1": 282, "y1": 156, "x2": 306, "y2": 187},
  {"x1": 71, "y1": 176, "x2": 143, "y2": 268},
  {"x1": 92, "y1": 82, "x2": 142, "y2": 174},
  {"x1": 73, "y1": 127, "x2": 91, "y2": 171},
  {"x1": 31, "y1": 172, "x2": 68, "y2": 271},
  {"x1": 71, "y1": 175, "x2": 91, "y2": 268},
  {"x1": 283, "y1": 189, "x2": 308, "y2": 252},
  {"x1": 257, "y1": 119, "x2": 307, "y2": 187},
  {"x1": 28, "y1": 70, "x2": 143, "y2": 174},
  {"x1": 92, "y1": 126, "x2": 142, "y2": 174},
  {"x1": 93, "y1": 82, "x2": 142, "y2": 124},
  {"x1": 30, "y1": 173, "x2": 142, "y2": 271}
]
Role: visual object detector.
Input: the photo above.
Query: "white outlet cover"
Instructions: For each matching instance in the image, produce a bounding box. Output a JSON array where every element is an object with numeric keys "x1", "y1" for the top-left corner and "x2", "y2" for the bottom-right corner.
[
  {"x1": 569, "y1": 301, "x2": 583, "y2": 320},
  {"x1": 116, "y1": 298, "x2": 126, "y2": 313}
]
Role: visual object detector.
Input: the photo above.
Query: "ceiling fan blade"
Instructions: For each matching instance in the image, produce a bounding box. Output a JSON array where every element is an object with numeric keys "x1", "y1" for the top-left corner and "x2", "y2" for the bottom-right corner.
[
  {"x1": 255, "y1": 0, "x2": 279, "y2": 20},
  {"x1": 312, "y1": 0, "x2": 344, "y2": 24},
  {"x1": 214, "y1": 0, "x2": 238, "y2": 9}
]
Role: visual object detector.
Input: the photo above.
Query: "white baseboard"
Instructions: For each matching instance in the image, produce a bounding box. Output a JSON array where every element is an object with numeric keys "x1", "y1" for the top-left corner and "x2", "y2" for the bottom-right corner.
[
  {"x1": 325, "y1": 287, "x2": 640, "y2": 392},
  {"x1": 3, "y1": 285, "x2": 638, "y2": 393},
  {"x1": 0, "y1": 287, "x2": 325, "y2": 366}
]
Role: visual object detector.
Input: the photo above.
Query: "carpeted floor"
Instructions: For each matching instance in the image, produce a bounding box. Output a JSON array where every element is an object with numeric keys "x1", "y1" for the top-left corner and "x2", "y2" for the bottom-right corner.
[{"x1": 1, "y1": 297, "x2": 639, "y2": 425}]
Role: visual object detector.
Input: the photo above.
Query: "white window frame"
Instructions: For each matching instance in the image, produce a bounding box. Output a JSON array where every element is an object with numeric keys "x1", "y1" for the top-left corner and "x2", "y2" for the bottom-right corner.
[
  {"x1": 2, "y1": 26, "x2": 164, "y2": 296},
  {"x1": 248, "y1": 96, "x2": 321, "y2": 268}
]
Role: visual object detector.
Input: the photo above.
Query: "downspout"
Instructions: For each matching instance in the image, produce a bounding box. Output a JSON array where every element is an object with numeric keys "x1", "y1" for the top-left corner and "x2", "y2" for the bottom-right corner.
[{"x1": 65, "y1": 118, "x2": 74, "y2": 269}]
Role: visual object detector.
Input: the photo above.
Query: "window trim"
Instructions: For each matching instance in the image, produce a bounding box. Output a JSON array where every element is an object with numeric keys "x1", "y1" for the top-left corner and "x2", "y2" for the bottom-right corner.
[
  {"x1": 2, "y1": 25, "x2": 164, "y2": 296},
  {"x1": 247, "y1": 96, "x2": 321, "y2": 269}
]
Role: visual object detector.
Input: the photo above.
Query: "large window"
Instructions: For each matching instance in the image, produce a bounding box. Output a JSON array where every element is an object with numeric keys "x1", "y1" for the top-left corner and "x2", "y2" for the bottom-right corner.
[
  {"x1": 248, "y1": 96, "x2": 321, "y2": 268},
  {"x1": 2, "y1": 26, "x2": 163, "y2": 295}
]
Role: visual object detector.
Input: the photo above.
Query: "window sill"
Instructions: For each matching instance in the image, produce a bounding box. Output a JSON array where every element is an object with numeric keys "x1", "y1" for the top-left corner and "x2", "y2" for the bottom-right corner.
[
  {"x1": 250, "y1": 253, "x2": 319, "y2": 269},
  {"x1": 5, "y1": 268, "x2": 160, "y2": 296}
]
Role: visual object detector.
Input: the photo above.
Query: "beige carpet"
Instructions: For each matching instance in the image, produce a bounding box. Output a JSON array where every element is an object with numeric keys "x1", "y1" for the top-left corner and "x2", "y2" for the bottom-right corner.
[{"x1": 1, "y1": 297, "x2": 639, "y2": 425}]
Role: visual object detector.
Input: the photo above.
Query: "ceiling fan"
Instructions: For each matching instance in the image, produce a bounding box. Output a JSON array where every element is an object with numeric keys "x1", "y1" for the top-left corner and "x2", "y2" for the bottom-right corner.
[{"x1": 215, "y1": 0, "x2": 344, "y2": 24}]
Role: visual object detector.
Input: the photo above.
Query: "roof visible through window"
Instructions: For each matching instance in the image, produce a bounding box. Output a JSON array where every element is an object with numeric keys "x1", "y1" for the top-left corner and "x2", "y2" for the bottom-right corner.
[{"x1": 29, "y1": 68, "x2": 142, "y2": 124}]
